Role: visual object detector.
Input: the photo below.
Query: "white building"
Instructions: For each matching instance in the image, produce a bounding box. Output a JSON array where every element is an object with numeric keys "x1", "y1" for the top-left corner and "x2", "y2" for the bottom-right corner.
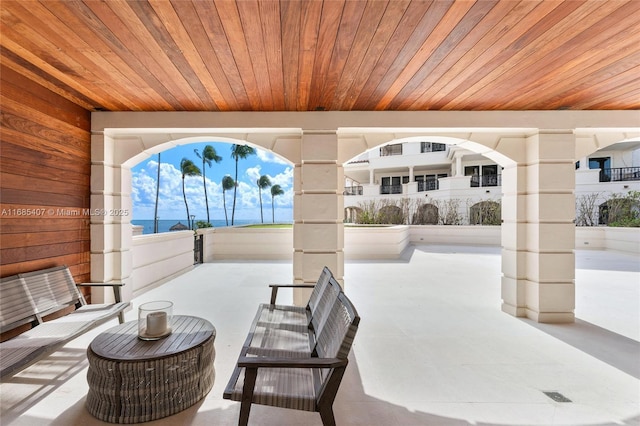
[{"x1": 344, "y1": 138, "x2": 640, "y2": 226}]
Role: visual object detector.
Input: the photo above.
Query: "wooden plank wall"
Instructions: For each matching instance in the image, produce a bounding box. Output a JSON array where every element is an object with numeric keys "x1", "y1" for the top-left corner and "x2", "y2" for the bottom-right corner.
[{"x1": 0, "y1": 65, "x2": 92, "y2": 300}]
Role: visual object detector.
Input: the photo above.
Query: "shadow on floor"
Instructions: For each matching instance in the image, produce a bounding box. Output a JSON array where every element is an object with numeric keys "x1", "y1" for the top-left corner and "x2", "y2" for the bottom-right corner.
[
  {"x1": 0, "y1": 347, "x2": 89, "y2": 424},
  {"x1": 3, "y1": 338, "x2": 639, "y2": 425},
  {"x1": 522, "y1": 318, "x2": 640, "y2": 379}
]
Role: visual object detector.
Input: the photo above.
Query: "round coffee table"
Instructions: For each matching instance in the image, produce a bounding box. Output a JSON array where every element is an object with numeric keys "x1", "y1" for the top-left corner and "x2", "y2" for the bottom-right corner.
[{"x1": 86, "y1": 315, "x2": 215, "y2": 423}]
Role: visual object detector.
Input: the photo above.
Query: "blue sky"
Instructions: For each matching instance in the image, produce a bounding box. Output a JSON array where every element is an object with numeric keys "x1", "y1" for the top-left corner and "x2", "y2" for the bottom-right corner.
[{"x1": 131, "y1": 141, "x2": 293, "y2": 223}]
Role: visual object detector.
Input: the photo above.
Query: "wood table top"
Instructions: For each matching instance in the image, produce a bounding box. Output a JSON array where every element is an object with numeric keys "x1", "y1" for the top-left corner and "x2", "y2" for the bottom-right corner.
[{"x1": 89, "y1": 315, "x2": 215, "y2": 361}]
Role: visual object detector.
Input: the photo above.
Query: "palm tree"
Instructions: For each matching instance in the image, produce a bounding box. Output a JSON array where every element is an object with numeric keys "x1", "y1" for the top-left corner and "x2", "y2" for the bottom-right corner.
[
  {"x1": 194, "y1": 145, "x2": 222, "y2": 224},
  {"x1": 230, "y1": 144, "x2": 256, "y2": 225},
  {"x1": 270, "y1": 184, "x2": 284, "y2": 223},
  {"x1": 153, "y1": 153, "x2": 161, "y2": 233},
  {"x1": 221, "y1": 175, "x2": 235, "y2": 226},
  {"x1": 256, "y1": 175, "x2": 272, "y2": 223},
  {"x1": 179, "y1": 158, "x2": 201, "y2": 230}
]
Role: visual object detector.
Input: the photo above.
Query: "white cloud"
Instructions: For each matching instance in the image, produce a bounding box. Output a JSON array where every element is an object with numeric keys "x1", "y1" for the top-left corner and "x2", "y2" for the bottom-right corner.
[
  {"x1": 256, "y1": 149, "x2": 289, "y2": 165},
  {"x1": 132, "y1": 156, "x2": 293, "y2": 223},
  {"x1": 270, "y1": 167, "x2": 293, "y2": 188},
  {"x1": 245, "y1": 165, "x2": 262, "y2": 182}
]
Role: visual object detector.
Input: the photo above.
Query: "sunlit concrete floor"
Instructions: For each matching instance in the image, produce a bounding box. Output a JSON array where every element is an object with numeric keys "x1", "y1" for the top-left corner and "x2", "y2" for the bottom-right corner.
[{"x1": 1, "y1": 245, "x2": 638, "y2": 426}]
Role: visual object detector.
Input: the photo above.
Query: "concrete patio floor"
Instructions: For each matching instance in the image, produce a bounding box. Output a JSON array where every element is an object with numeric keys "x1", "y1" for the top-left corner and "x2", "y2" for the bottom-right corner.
[{"x1": 1, "y1": 245, "x2": 638, "y2": 426}]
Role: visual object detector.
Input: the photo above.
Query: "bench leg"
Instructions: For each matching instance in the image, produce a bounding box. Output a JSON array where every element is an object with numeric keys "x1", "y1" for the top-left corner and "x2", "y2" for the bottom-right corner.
[
  {"x1": 239, "y1": 368, "x2": 257, "y2": 426},
  {"x1": 319, "y1": 405, "x2": 336, "y2": 426}
]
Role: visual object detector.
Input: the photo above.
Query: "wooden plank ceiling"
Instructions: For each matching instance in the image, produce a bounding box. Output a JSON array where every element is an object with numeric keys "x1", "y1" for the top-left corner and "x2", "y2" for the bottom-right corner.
[{"x1": 1, "y1": 0, "x2": 639, "y2": 112}]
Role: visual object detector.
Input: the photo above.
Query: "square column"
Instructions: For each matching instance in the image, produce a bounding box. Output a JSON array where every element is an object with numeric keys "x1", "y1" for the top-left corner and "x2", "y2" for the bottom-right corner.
[
  {"x1": 524, "y1": 130, "x2": 576, "y2": 323},
  {"x1": 292, "y1": 132, "x2": 344, "y2": 305},
  {"x1": 502, "y1": 130, "x2": 575, "y2": 323},
  {"x1": 501, "y1": 163, "x2": 528, "y2": 317},
  {"x1": 90, "y1": 134, "x2": 133, "y2": 304}
]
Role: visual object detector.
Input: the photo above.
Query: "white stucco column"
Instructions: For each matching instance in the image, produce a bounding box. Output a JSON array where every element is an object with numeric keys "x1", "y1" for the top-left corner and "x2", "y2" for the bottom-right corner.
[
  {"x1": 501, "y1": 163, "x2": 527, "y2": 318},
  {"x1": 90, "y1": 133, "x2": 133, "y2": 304},
  {"x1": 502, "y1": 130, "x2": 576, "y2": 323},
  {"x1": 292, "y1": 132, "x2": 344, "y2": 305},
  {"x1": 455, "y1": 153, "x2": 463, "y2": 176}
]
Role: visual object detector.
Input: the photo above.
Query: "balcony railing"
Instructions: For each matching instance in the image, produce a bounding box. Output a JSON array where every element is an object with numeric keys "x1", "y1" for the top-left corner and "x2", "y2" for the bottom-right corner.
[
  {"x1": 600, "y1": 167, "x2": 640, "y2": 182},
  {"x1": 417, "y1": 180, "x2": 438, "y2": 192},
  {"x1": 344, "y1": 186, "x2": 363, "y2": 196},
  {"x1": 470, "y1": 174, "x2": 502, "y2": 188},
  {"x1": 380, "y1": 185, "x2": 403, "y2": 194}
]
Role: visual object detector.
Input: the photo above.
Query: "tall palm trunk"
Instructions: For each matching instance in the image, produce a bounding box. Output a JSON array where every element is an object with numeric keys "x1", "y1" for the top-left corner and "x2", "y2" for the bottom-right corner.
[
  {"x1": 259, "y1": 186, "x2": 264, "y2": 223},
  {"x1": 153, "y1": 153, "x2": 160, "y2": 233},
  {"x1": 182, "y1": 177, "x2": 190, "y2": 227},
  {"x1": 202, "y1": 165, "x2": 210, "y2": 224},
  {"x1": 232, "y1": 158, "x2": 238, "y2": 225},
  {"x1": 223, "y1": 190, "x2": 229, "y2": 226}
]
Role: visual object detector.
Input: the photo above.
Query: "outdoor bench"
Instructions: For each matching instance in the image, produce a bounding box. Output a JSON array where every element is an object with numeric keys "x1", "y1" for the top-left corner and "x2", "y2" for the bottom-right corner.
[
  {"x1": 224, "y1": 269, "x2": 360, "y2": 426},
  {"x1": 246, "y1": 266, "x2": 343, "y2": 357},
  {"x1": 0, "y1": 265, "x2": 128, "y2": 379}
]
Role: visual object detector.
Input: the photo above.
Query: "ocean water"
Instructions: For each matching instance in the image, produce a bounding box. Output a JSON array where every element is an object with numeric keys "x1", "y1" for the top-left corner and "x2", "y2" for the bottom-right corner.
[{"x1": 132, "y1": 219, "x2": 257, "y2": 234}]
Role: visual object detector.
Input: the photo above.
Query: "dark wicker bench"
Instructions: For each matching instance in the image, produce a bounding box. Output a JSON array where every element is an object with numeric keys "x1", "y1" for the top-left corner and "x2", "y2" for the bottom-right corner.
[
  {"x1": 0, "y1": 265, "x2": 128, "y2": 379},
  {"x1": 224, "y1": 269, "x2": 359, "y2": 425}
]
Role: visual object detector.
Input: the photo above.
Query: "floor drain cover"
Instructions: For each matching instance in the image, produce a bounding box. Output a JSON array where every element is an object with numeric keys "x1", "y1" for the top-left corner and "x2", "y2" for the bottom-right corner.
[{"x1": 543, "y1": 391, "x2": 572, "y2": 402}]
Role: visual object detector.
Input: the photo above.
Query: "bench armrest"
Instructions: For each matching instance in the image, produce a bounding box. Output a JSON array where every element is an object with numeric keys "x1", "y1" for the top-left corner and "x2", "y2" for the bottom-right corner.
[
  {"x1": 238, "y1": 356, "x2": 347, "y2": 369},
  {"x1": 77, "y1": 283, "x2": 125, "y2": 303},
  {"x1": 268, "y1": 284, "x2": 315, "y2": 304}
]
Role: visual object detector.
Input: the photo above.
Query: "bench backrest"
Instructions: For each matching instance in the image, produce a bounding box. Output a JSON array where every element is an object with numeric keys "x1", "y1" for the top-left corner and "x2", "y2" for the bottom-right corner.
[
  {"x1": 314, "y1": 290, "x2": 360, "y2": 361},
  {"x1": 312, "y1": 291, "x2": 359, "y2": 403},
  {"x1": 309, "y1": 275, "x2": 342, "y2": 334},
  {"x1": 0, "y1": 275, "x2": 40, "y2": 334},
  {"x1": 307, "y1": 266, "x2": 332, "y2": 312},
  {"x1": 19, "y1": 266, "x2": 85, "y2": 317}
]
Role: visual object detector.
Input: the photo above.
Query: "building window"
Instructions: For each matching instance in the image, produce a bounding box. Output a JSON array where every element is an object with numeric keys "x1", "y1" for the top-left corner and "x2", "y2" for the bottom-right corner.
[
  {"x1": 589, "y1": 157, "x2": 611, "y2": 182},
  {"x1": 380, "y1": 143, "x2": 403, "y2": 156},
  {"x1": 465, "y1": 166, "x2": 500, "y2": 187},
  {"x1": 416, "y1": 174, "x2": 446, "y2": 191},
  {"x1": 380, "y1": 176, "x2": 402, "y2": 194},
  {"x1": 421, "y1": 142, "x2": 446, "y2": 153}
]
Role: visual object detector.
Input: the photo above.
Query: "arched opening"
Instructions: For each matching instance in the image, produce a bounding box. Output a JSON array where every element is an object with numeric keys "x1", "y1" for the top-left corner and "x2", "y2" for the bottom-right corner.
[
  {"x1": 126, "y1": 138, "x2": 294, "y2": 233},
  {"x1": 377, "y1": 205, "x2": 404, "y2": 224},
  {"x1": 598, "y1": 196, "x2": 640, "y2": 226},
  {"x1": 412, "y1": 203, "x2": 439, "y2": 225},
  {"x1": 469, "y1": 201, "x2": 501, "y2": 225},
  {"x1": 575, "y1": 134, "x2": 640, "y2": 228},
  {"x1": 344, "y1": 206, "x2": 362, "y2": 223}
]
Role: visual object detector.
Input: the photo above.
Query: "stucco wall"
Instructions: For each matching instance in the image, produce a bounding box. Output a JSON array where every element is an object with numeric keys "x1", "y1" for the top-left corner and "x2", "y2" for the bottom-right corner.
[
  {"x1": 205, "y1": 226, "x2": 294, "y2": 260},
  {"x1": 198, "y1": 225, "x2": 637, "y2": 261},
  {"x1": 132, "y1": 231, "x2": 194, "y2": 296},
  {"x1": 130, "y1": 226, "x2": 638, "y2": 298},
  {"x1": 345, "y1": 225, "x2": 411, "y2": 259},
  {"x1": 576, "y1": 227, "x2": 640, "y2": 252}
]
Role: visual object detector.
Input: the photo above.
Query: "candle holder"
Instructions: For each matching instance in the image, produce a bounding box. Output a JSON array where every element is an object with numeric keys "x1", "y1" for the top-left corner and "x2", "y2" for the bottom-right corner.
[{"x1": 138, "y1": 300, "x2": 173, "y2": 340}]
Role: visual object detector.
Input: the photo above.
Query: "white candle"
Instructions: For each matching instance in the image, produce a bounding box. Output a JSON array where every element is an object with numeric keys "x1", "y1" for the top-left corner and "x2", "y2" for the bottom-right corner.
[{"x1": 146, "y1": 311, "x2": 167, "y2": 336}]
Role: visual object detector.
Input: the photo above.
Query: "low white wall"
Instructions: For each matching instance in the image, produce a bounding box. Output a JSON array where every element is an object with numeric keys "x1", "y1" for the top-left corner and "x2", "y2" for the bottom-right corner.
[
  {"x1": 409, "y1": 225, "x2": 501, "y2": 246},
  {"x1": 198, "y1": 225, "x2": 638, "y2": 261},
  {"x1": 344, "y1": 225, "x2": 411, "y2": 259},
  {"x1": 132, "y1": 230, "x2": 194, "y2": 296},
  {"x1": 577, "y1": 227, "x2": 640, "y2": 253},
  {"x1": 205, "y1": 226, "x2": 293, "y2": 260},
  {"x1": 131, "y1": 227, "x2": 638, "y2": 292},
  {"x1": 604, "y1": 227, "x2": 640, "y2": 253}
]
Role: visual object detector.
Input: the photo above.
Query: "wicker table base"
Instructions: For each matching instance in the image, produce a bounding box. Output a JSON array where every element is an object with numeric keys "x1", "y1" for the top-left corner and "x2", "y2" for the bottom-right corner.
[{"x1": 86, "y1": 316, "x2": 215, "y2": 423}]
